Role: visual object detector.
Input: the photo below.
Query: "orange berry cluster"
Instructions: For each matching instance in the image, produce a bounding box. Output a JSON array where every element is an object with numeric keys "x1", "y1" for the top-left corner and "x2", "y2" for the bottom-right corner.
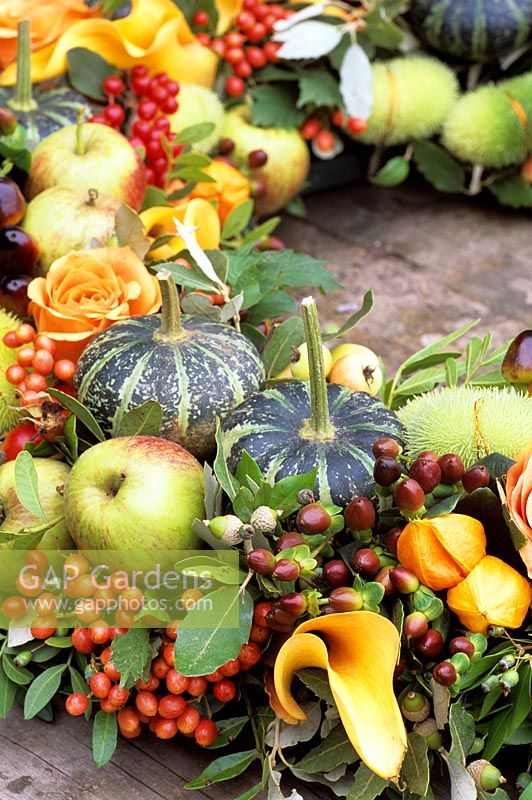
[
  {"x1": 301, "y1": 111, "x2": 369, "y2": 152},
  {"x1": 2, "y1": 324, "x2": 76, "y2": 407}
]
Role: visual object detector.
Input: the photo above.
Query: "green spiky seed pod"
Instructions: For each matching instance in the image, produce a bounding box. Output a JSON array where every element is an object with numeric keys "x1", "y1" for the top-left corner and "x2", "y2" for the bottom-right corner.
[
  {"x1": 442, "y1": 71, "x2": 532, "y2": 167},
  {"x1": 353, "y1": 56, "x2": 459, "y2": 147},
  {"x1": 169, "y1": 84, "x2": 225, "y2": 153},
  {"x1": 0, "y1": 308, "x2": 22, "y2": 434},
  {"x1": 398, "y1": 386, "x2": 532, "y2": 467}
]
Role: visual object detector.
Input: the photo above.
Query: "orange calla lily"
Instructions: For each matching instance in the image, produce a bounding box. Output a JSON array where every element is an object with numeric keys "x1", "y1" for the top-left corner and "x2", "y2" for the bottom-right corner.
[
  {"x1": 0, "y1": 0, "x2": 217, "y2": 87},
  {"x1": 506, "y1": 442, "x2": 532, "y2": 577},
  {"x1": 447, "y1": 555, "x2": 532, "y2": 634},
  {"x1": 397, "y1": 514, "x2": 487, "y2": 590},
  {"x1": 273, "y1": 611, "x2": 407, "y2": 782},
  {"x1": 189, "y1": 160, "x2": 251, "y2": 224},
  {"x1": 140, "y1": 198, "x2": 221, "y2": 259}
]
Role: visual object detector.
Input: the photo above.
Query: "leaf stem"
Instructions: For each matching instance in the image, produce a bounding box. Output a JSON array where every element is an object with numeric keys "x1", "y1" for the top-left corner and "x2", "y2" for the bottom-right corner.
[
  {"x1": 153, "y1": 270, "x2": 186, "y2": 343},
  {"x1": 299, "y1": 297, "x2": 336, "y2": 441},
  {"x1": 8, "y1": 21, "x2": 37, "y2": 113}
]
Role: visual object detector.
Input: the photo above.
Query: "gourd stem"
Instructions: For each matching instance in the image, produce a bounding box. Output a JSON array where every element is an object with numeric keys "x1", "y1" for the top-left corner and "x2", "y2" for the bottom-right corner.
[
  {"x1": 300, "y1": 297, "x2": 335, "y2": 439},
  {"x1": 8, "y1": 20, "x2": 37, "y2": 112},
  {"x1": 154, "y1": 270, "x2": 186, "y2": 343}
]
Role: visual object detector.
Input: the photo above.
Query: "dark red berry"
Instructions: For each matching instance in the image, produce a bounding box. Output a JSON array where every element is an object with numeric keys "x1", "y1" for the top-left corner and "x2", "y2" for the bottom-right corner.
[
  {"x1": 351, "y1": 548, "x2": 380, "y2": 577},
  {"x1": 403, "y1": 611, "x2": 429, "y2": 639},
  {"x1": 219, "y1": 138, "x2": 235, "y2": 155},
  {"x1": 132, "y1": 74, "x2": 151, "y2": 95},
  {"x1": 246, "y1": 548, "x2": 275, "y2": 575},
  {"x1": 103, "y1": 104, "x2": 125, "y2": 127},
  {"x1": 375, "y1": 567, "x2": 396, "y2": 596},
  {"x1": 432, "y1": 661, "x2": 457, "y2": 686},
  {"x1": 329, "y1": 586, "x2": 363, "y2": 612},
  {"x1": 275, "y1": 532, "x2": 304, "y2": 552},
  {"x1": 394, "y1": 478, "x2": 425, "y2": 512},
  {"x1": 462, "y1": 465, "x2": 490, "y2": 493},
  {"x1": 265, "y1": 606, "x2": 295, "y2": 632},
  {"x1": 373, "y1": 457, "x2": 402, "y2": 487},
  {"x1": 414, "y1": 629, "x2": 444, "y2": 660},
  {"x1": 323, "y1": 559, "x2": 351, "y2": 587},
  {"x1": 137, "y1": 99, "x2": 157, "y2": 120},
  {"x1": 437, "y1": 453, "x2": 465, "y2": 484},
  {"x1": 0, "y1": 226, "x2": 39, "y2": 274},
  {"x1": 279, "y1": 592, "x2": 307, "y2": 617},
  {"x1": 408, "y1": 459, "x2": 442, "y2": 493},
  {"x1": 248, "y1": 149, "x2": 268, "y2": 167},
  {"x1": 418, "y1": 450, "x2": 439, "y2": 462},
  {"x1": 272, "y1": 558, "x2": 300, "y2": 581},
  {"x1": 344, "y1": 497, "x2": 376, "y2": 531},
  {"x1": 372, "y1": 437, "x2": 401, "y2": 459},
  {"x1": 253, "y1": 601, "x2": 274, "y2": 628},
  {"x1": 449, "y1": 637, "x2": 475, "y2": 659},
  {"x1": 296, "y1": 503, "x2": 331, "y2": 535},
  {"x1": 386, "y1": 527, "x2": 402, "y2": 556},
  {"x1": 389, "y1": 566, "x2": 420, "y2": 594},
  {"x1": 102, "y1": 75, "x2": 125, "y2": 96}
]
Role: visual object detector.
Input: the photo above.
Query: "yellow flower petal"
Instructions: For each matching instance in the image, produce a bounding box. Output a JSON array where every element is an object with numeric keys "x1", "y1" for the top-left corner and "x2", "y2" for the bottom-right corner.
[
  {"x1": 140, "y1": 199, "x2": 220, "y2": 259},
  {"x1": 273, "y1": 611, "x2": 407, "y2": 782},
  {"x1": 216, "y1": 0, "x2": 243, "y2": 33}
]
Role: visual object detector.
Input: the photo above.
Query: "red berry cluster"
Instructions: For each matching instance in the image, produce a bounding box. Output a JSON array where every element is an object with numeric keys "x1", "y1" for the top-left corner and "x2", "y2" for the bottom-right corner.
[
  {"x1": 2, "y1": 324, "x2": 76, "y2": 409},
  {"x1": 300, "y1": 111, "x2": 369, "y2": 153}
]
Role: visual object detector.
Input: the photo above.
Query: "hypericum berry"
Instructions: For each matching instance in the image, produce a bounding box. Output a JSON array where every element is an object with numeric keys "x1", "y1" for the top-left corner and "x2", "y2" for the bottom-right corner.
[
  {"x1": 449, "y1": 637, "x2": 475, "y2": 659},
  {"x1": 351, "y1": 548, "x2": 380, "y2": 577},
  {"x1": 372, "y1": 437, "x2": 401, "y2": 459},
  {"x1": 449, "y1": 652, "x2": 471, "y2": 673},
  {"x1": 497, "y1": 654, "x2": 516, "y2": 672},
  {"x1": 386, "y1": 527, "x2": 402, "y2": 556},
  {"x1": 225, "y1": 46, "x2": 245, "y2": 64},
  {"x1": 328, "y1": 586, "x2": 363, "y2": 612},
  {"x1": 66, "y1": 693, "x2": 89, "y2": 716},
  {"x1": 16, "y1": 344, "x2": 35, "y2": 366},
  {"x1": 195, "y1": 718, "x2": 218, "y2": 746},
  {"x1": 102, "y1": 75, "x2": 125, "y2": 97},
  {"x1": 247, "y1": 21, "x2": 267, "y2": 41},
  {"x1": 331, "y1": 108, "x2": 344, "y2": 127},
  {"x1": 213, "y1": 679, "x2": 236, "y2": 703},
  {"x1": 137, "y1": 99, "x2": 157, "y2": 120},
  {"x1": 432, "y1": 661, "x2": 457, "y2": 686},
  {"x1": 219, "y1": 137, "x2": 234, "y2": 155},
  {"x1": 15, "y1": 323, "x2": 35, "y2": 345},
  {"x1": 462, "y1": 465, "x2": 490, "y2": 493},
  {"x1": 401, "y1": 691, "x2": 430, "y2": 722},
  {"x1": 375, "y1": 566, "x2": 396, "y2": 596},
  {"x1": 414, "y1": 629, "x2": 444, "y2": 660},
  {"x1": 323, "y1": 559, "x2": 351, "y2": 587},
  {"x1": 403, "y1": 611, "x2": 429, "y2": 640},
  {"x1": 103, "y1": 103, "x2": 125, "y2": 127},
  {"x1": 193, "y1": 9, "x2": 209, "y2": 25},
  {"x1": 373, "y1": 457, "x2": 401, "y2": 487},
  {"x1": 394, "y1": 478, "x2": 425, "y2": 512},
  {"x1": 225, "y1": 76, "x2": 246, "y2": 97},
  {"x1": 237, "y1": 10, "x2": 255, "y2": 29},
  {"x1": 248, "y1": 149, "x2": 268, "y2": 168},
  {"x1": 32, "y1": 349, "x2": 55, "y2": 376},
  {"x1": 301, "y1": 118, "x2": 321, "y2": 140},
  {"x1": 275, "y1": 532, "x2": 304, "y2": 552},
  {"x1": 408, "y1": 459, "x2": 442, "y2": 493},
  {"x1": 345, "y1": 497, "x2": 376, "y2": 532},
  {"x1": 279, "y1": 592, "x2": 307, "y2": 617},
  {"x1": 437, "y1": 453, "x2": 464, "y2": 484},
  {"x1": 6, "y1": 364, "x2": 26, "y2": 385},
  {"x1": 2, "y1": 331, "x2": 18, "y2": 348},
  {"x1": 296, "y1": 502, "x2": 331, "y2": 534},
  {"x1": 272, "y1": 558, "x2": 300, "y2": 581},
  {"x1": 89, "y1": 672, "x2": 111, "y2": 699},
  {"x1": 265, "y1": 606, "x2": 295, "y2": 632},
  {"x1": 246, "y1": 46, "x2": 266, "y2": 68},
  {"x1": 315, "y1": 130, "x2": 335, "y2": 152},
  {"x1": 389, "y1": 566, "x2": 420, "y2": 594},
  {"x1": 234, "y1": 60, "x2": 252, "y2": 79},
  {"x1": 246, "y1": 548, "x2": 275, "y2": 575},
  {"x1": 347, "y1": 116, "x2": 368, "y2": 135},
  {"x1": 263, "y1": 40, "x2": 281, "y2": 62}
]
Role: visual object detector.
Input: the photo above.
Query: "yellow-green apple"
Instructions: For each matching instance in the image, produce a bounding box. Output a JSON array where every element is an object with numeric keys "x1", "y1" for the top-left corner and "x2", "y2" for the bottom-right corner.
[
  {"x1": 0, "y1": 458, "x2": 72, "y2": 549},
  {"x1": 222, "y1": 106, "x2": 310, "y2": 216},
  {"x1": 26, "y1": 123, "x2": 146, "y2": 211},
  {"x1": 23, "y1": 187, "x2": 122, "y2": 272},
  {"x1": 329, "y1": 343, "x2": 383, "y2": 396},
  {"x1": 63, "y1": 436, "x2": 204, "y2": 555}
]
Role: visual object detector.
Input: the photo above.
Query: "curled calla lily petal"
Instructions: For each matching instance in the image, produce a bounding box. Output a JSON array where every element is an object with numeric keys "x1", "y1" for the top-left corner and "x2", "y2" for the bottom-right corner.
[
  {"x1": 273, "y1": 611, "x2": 407, "y2": 782},
  {"x1": 140, "y1": 199, "x2": 221, "y2": 259},
  {"x1": 0, "y1": 0, "x2": 217, "y2": 86}
]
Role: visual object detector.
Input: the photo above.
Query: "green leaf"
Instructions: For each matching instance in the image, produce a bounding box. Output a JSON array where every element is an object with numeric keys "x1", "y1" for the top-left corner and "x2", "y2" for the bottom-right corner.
[
  {"x1": 115, "y1": 401, "x2": 163, "y2": 437},
  {"x1": 269, "y1": 469, "x2": 317, "y2": 515},
  {"x1": 235, "y1": 450, "x2": 264, "y2": 489},
  {"x1": 1, "y1": 655, "x2": 33, "y2": 685},
  {"x1": 297, "y1": 668, "x2": 334, "y2": 705},
  {"x1": 185, "y1": 749, "x2": 257, "y2": 788},
  {"x1": 141, "y1": 185, "x2": 172, "y2": 211},
  {"x1": 441, "y1": 752, "x2": 476, "y2": 800},
  {"x1": 347, "y1": 763, "x2": 389, "y2": 800},
  {"x1": 413, "y1": 142, "x2": 466, "y2": 193},
  {"x1": 323, "y1": 290, "x2": 373, "y2": 340},
  {"x1": 365, "y1": 6, "x2": 404, "y2": 48},
  {"x1": 24, "y1": 663, "x2": 66, "y2": 719},
  {"x1": 214, "y1": 421, "x2": 240, "y2": 501},
  {"x1": 231, "y1": 782, "x2": 264, "y2": 800},
  {"x1": 109, "y1": 629, "x2": 151, "y2": 690},
  {"x1": 92, "y1": 710, "x2": 118, "y2": 767},
  {"x1": 44, "y1": 636, "x2": 73, "y2": 649},
  {"x1": 445, "y1": 356, "x2": 459, "y2": 387},
  {"x1": 401, "y1": 733, "x2": 430, "y2": 796},
  {"x1": 242, "y1": 217, "x2": 281, "y2": 246},
  {"x1": 449, "y1": 703, "x2": 476, "y2": 764},
  {"x1": 399, "y1": 320, "x2": 479, "y2": 374},
  {"x1": 174, "y1": 587, "x2": 253, "y2": 676},
  {"x1": 297, "y1": 70, "x2": 343, "y2": 109},
  {"x1": 423, "y1": 492, "x2": 462, "y2": 518},
  {"x1": 48, "y1": 389, "x2": 106, "y2": 441},
  {"x1": 232, "y1": 486, "x2": 256, "y2": 522},
  {"x1": 66, "y1": 48, "x2": 115, "y2": 101},
  {"x1": 158, "y1": 261, "x2": 217, "y2": 292},
  {"x1": 14, "y1": 451, "x2": 46, "y2": 521},
  {"x1": 222, "y1": 199, "x2": 254, "y2": 240},
  {"x1": 0, "y1": 135, "x2": 31, "y2": 172},
  {"x1": 370, "y1": 156, "x2": 409, "y2": 187},
  {"x1": 176, "y1": 123, "x2": 216, "y2": 145},
  {"x1": 489, "y1": 174, "x2": 532, "y2": 208},
  {"x1": 251, "y1": 85, "x2": 306, "y2": 129},
  {"x1": 69, "y1": 666, "x2": 89, "y2": 696},
  {"x1": 483, "y1": 664, "x2": 532, "y2": 760},
  {"x1": 0, "y1": 660, "x2": 17, "y2": 718},
  {"x1": 295, "y1": 725, "x2": 356, "y2": 773},
  {"x1": 262, "y1": 317, "x2": 305, "y2": 378},
  {"x1": 207, "y1": 716, "x2": 249, "y2": 748}
]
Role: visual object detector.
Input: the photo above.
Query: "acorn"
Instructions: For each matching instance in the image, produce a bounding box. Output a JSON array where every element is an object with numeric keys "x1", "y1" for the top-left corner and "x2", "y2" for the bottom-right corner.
[
  {"x1": 250, "y1": 506, "x2": 280, "y2": 536},
  {"x1": 401, "y1": 691, "x2": 430, "y2": 722},
  {"x1": 466, "y1": 760, "x2": 505, "y2": 792},
  {"x1": 413, "y1": 717, "x2": 442, "y2": 750},
  {"x1": 206, "y1": 515, "x2": 245, "y2": 545}
]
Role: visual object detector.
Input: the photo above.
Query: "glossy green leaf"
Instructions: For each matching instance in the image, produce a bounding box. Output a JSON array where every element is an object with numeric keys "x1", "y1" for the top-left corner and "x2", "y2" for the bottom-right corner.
[
  {"x1": 347, "y1": 763, "x2": 389, "y2": 800},
  {"x1": 92, "y1": 710, "x2": 118, "y2": 767},
  {"x1": 24, "y1": 663, "x2": 66, "y2": 719},
  {"x1": 14, "y1": 451, "x2": 46, "y2": 521},
  {"x1": 370, "y1": 156, "x2": 410, "y2": 187},
  {"x1": 295, "y1": 725, "x2": 356, "y2": 773},
  {"x1": 185, "y1": 749, "x2": 257, "y2": 788},
  {"x1": 109, "y1": 629, "x2": 152, "y2": 689},
  {"x1": 176, "y1": 123, "x2": 216, "y2": 145},
  {"x1": 222, "y1": 199, "x2": 254, "y2": 240},
  {"x1": 207, "y1": 716, "x2": 249, "y2": 749},
  {"x1": 0, "y1": 661, "x2": 17, "y2": 718},
  {"x1": 1, "y1": 654, "x2": 33, "y2": 685},
  {"x1": 322, "y1": 290, "x2": 373, "y2": 341},
  {"x1": 48, "y1": 389, "x2": 105, "y2": 441},
  {"x1": 262, "y1": 317, "x2": 305, "y2": 378},
  {"x1": 66, "y1": 48, "x2": 115, "y2": 101},
  {"x1": 297, "y1": 668, "x2": 334, "y2": 705},
  {"x1": 413, "y1": 142, "x2": 465, "y2": 194},
  {"x1": 401, "y1": 733, "x2": 430, "y2": 796},
  {"x1": 115, "y1": 401, "x2": 163, "y2": 437}
]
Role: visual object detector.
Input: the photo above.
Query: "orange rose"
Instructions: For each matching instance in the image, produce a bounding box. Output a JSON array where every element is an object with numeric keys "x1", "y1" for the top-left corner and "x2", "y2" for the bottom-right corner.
[
  {"x1": 506, "y1": 443, "x2": 532, "y2": 577},
  {"x1": 27, "y1": 247, "x2": 161, "y2": 361},
  {"x1": 0, "y1": 0, "x2": 100, "y2": 70},
  {"x1": 397, "y1": 514, "x2": 487, "y2": 590},
  {"x1": 189, "y1": 160, "x2": 251, "y2": 224}
]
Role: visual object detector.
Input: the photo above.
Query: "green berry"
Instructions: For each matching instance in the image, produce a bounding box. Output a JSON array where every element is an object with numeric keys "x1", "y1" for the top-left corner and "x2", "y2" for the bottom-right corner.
[{"x1": 14, "y1": 650, "x2": 32, "y2": 667}]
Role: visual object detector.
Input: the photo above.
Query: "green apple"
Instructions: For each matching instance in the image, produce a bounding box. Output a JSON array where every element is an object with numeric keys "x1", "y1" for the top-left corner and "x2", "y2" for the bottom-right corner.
[
  {"x1": 290, "y1": 343, "x2": 333, "y2": 379},
  {"x1": 0, "y1": 458, "x2": 72, "y2": 549},
  {"x1": 63, "y1": 436, "x2": 205, "y2": 554},
  {"x1": 23, "y1": 186, "x2": 122, "y2": 272},
  {"x1": 222, "y1": 106, "x2": 310, "y2": 216},
  {"x1": 26, "y1": 123, "x2": 147, "y2": 211}
]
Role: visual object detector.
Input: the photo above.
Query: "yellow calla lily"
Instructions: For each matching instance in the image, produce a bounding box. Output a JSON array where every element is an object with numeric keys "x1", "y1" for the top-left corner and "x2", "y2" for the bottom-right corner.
[
  {"x1": 217, "y1": 0, "x2": 243, "y2": 33},
  {"x1": 0, "y1": 0, "x2": 217, "y2": 86},
  {"x1": 140, "y1": 198, "x2": 221, "y2": 259},
  {"x1": 273, "y1": 611, "x2": 407, "y2": 782}
]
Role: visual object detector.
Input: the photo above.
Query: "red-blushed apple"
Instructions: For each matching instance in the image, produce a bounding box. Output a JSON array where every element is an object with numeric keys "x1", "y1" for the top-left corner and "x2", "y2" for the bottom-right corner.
[
  {"x1": 26, "y1": 123, "x2": 147, "y2": 211},
  {"x1": 23, "y1": 187, "x2": 122, "y2": 272},
  {"x1": 222, "y1": 106, "x2": 310, "y2": 216},
  {"x1": 0, "y1": 458, "x2": 72, "y2": 549},
  {"x1": 63, "y1": 436, "x2": 204, "y2": 554},
  {"x1": 329, "y1": 343, "x2": 383, "y2": 396}
]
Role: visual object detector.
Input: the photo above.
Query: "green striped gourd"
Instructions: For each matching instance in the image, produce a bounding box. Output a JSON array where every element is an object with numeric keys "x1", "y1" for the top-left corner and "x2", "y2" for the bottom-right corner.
[
  {"x1": 407, "y1": 0, "x2": 532, "y2": 62},
  {"x1": 222, "y1": 298, "x2": 403, "y2": 506},
  {"x1": 74, "y1": 271, "x2": 264, "y2": 459}
]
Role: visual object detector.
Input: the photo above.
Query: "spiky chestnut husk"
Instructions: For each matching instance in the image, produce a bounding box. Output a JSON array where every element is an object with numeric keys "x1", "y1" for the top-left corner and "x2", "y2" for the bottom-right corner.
[
  {"x1": 467, "y1": 760, "x2": 505, "y2": 791},
  {"x1": 250, "y1": 506, "x2": 279, "y2": 536},
  {"x1": 352, "y1": 56, "x2": 459, "y2": 147},
  {"x1": 442, "y1": 72, "x2": 532, "y2": 168},
  {"x1": 206, "y1": 515, "x2": 244, "y2": 545},
  {"x1": 169, "y1": 84, "x2": 225, "y2": 154},
  {"x1": 0, "y1": 308, "x2": 22, "y2": 434},
  {"x1": 398, "y1": 386, "x2": 532, "y2": 467}
]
